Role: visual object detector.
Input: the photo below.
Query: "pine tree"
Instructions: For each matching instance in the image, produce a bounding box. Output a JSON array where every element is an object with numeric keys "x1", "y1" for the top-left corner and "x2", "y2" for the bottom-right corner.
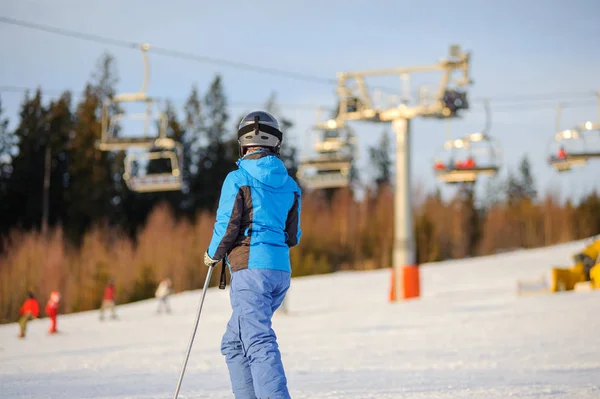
[
  {"x1": 455, "y1": 184, "x2": 480, "y2": 257},
  {"x1": 574, "y1": 191, "x2": 600, "y2": 238},
  {"x1": 0, "y1": 95, "x2": 16, "y2": 234},
  {"x1": 92, "y1": 52, "x2": 119, "y2": 104},
  {"x1": 181, "y1": 84, "x2": 205, "y2": 212},
  {"x1": 65, "y1": 54, "x2": 121, "y2": 238},
  {"x1": 506, "y1": 155, "x2": 537, "y2": 204},
  {"x1": 0, "y1": 90, "x2": 73, "y2": 234},
  {"x1": 192, "y1": 75, "x2": 236, "y2": 210},
  {"x1": 45, "y1": 92, "x2": 74, "y2": 227},
  {"x1": 3, "y1": 89, "x2": 51, "y2": 230},
  {"x1": 482, "y1": 175, "x2": 505, "y2": 209},
  {"x1": 369, "y1": 129, "x2": 392, "y2": 189},
  {"x1": 165, "y1": 100, "x2": 184, "y2": 143},
  {"x1": 415, "y1": 211, "x2": 438, "y2": 263},
  {"x1": 0, "y1": 95, "x2": 13, "y2": 168},
  {"x1": 204, "y1": 75, "x2": 228, "y2": 143},
  {"x1": 518, "y1": 156, "x2": 537, "y2": 201},
  {"x1": 263, "y1": 92, "x2": 299, "y2": 179},
  {"x1": 183, "y1": 84, "x2": 204, "y2": 171},
  {"x1": 66, "y1": 85, "x2": 113, "y2": 237}
]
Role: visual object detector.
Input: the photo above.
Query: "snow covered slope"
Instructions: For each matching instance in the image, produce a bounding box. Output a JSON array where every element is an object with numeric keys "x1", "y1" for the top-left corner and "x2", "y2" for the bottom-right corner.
[{"x1": 2, "y1": 239, "x2": 599, "y2": 398}]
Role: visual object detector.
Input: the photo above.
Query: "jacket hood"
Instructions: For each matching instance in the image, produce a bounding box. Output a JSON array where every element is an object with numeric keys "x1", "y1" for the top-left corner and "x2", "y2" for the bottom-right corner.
[{"x1": 237, "y1": 151, "x2": 290, "y2": 188}]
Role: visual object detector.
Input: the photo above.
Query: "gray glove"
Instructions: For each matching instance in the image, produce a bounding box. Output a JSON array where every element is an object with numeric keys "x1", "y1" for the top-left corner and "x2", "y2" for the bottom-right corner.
[{"x1": 204, "y1": 251, "x2": 219, "y2": 267}]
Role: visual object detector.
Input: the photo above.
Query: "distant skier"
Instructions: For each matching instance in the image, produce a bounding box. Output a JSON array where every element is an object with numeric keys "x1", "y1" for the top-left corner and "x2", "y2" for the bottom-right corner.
[
  {"x1": 18, "y1": 291, "x2": 40, "y2": 338},
  {"x1": 155, "y1": 277, "x2": 173, "y2": 314},
  {"x1": 45, "y1": 291, "x2": 60, "y2": 334},
  {"x1": 99, "y1": 279, "x2": 117, "y2": 321},
  {"x1": 204, "y1": 111, "x2": 301, "y2": 399}
]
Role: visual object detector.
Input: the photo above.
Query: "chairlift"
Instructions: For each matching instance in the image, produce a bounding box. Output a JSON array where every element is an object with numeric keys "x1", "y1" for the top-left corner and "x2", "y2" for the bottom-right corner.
[
  {"x1": 97, "y1": 43, "x2": 168, "y2": 151},
  {"x1": 433, "y1": 99, "x2": 501, "y2": 184},
  {"x1": 297, "y1": 118, "x2": 356, "y2": 190},
  {"x1": 548, "y1": 96, "x2": 600, "y2": 172},
  {"x1": 297, "y1": 160, "x2": 352, "y2": 189},
  {"x1": 122, "y1": 139, "x2": 183, "y2": 193},
  {"x1": 547, "y1": 129, "x2": 589, "y2": 172},
  {"x1": 313, "y1": 120, "x2": 355, "y2": 156},
  {"x1": 433, "y1": 133, "x2": 501, "y2": 183}
]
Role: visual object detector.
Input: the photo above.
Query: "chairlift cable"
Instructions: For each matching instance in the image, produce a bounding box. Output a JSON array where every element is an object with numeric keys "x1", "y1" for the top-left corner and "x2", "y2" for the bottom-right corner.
[
  {"x1": 1, "y1": 16, "x2": 597, "y2": 107},
  {"x1": 1, "y1": 85, "x2": 598, "y2": 114},
  {"x1": 483, "y1": 98, "x2": 491, "y2": 135},
  {"x1": 0, "y1": 16, "x2": 335, "y2": 85}
]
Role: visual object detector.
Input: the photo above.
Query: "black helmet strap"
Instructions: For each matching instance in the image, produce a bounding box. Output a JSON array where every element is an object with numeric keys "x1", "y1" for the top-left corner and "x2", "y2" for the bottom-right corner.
[{"x1": 238, "y1": 123, "x2": 283, "y2": 141}]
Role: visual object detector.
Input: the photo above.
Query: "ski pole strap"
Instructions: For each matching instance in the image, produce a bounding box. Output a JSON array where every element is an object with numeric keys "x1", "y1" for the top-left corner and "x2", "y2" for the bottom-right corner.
[{"x1": 219, "y1": 260, "x2": 227, "y2": 289}]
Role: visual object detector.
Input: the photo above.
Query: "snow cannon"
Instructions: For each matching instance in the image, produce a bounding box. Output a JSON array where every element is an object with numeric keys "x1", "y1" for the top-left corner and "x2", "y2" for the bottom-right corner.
[{"x1": 517, "y1": 239, "x2": 600, "y2": 295}]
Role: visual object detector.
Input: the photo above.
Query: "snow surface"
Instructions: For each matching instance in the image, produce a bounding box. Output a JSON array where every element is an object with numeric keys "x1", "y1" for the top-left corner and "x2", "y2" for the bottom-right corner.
[{"x1": 2, "y1": 240, "x2": 600, "y2": 399}]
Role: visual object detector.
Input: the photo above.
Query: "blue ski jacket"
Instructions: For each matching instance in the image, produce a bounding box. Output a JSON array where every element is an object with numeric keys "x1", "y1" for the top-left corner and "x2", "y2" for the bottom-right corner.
[{"x1": 207, "y1": 150, "x2": 302, "y2": 272}]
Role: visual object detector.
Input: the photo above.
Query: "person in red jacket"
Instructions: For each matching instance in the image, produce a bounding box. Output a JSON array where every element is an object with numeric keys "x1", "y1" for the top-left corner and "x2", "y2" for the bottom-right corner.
[
  {"x1": 45, "y1": 291, "x2": 61, "y2": 334},
  {"x1": 18, "y1": 291, "x2": 40, "y2": 338},
  {"x1": 99, "y1": 279, "x2": 117, "y2": 321},
  {"x1": 464, "y1": 156, "x2": 477, "y2": 169}
]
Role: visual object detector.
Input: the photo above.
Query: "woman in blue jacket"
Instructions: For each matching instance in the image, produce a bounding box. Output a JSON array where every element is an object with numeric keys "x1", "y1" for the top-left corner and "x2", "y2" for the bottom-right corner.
[{"x1": 204, "y1": 111, "x2": 301, "y2": 399}]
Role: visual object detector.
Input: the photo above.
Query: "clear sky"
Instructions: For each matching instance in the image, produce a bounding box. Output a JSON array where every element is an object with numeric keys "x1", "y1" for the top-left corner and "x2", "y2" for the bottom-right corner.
[{"x1": 1, "y1": 0, "x2": 599, "y2": 203}]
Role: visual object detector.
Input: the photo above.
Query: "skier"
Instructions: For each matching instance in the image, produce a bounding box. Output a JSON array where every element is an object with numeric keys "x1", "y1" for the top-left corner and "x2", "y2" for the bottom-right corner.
[
  {"x1": 18, "y1": 291, "x2": 40, "y2": 338},
  {"x1": 204, "y1": 111, "x2": 302, "y2": 399},
  {"x1": 433, "y1": 160, "x2": 445, "y2": 171},
  {"x1": 45, "y1": 290, "x2": 60, "y2": 334},
  {"x1": 99, "y1": 279, "x2": 117, "y2": 321},
  {"x1": 155, "y1": 277, "x2": 173, "y2": 314},
  {"x1": 464, "y1": 156, "x2": 476, "y2": 169}
]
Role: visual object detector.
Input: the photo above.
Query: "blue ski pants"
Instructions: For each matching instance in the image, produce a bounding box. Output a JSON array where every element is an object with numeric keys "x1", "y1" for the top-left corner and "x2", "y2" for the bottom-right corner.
[{"x1": 221, "y1": 268, "x2": 291, "y2": 399}]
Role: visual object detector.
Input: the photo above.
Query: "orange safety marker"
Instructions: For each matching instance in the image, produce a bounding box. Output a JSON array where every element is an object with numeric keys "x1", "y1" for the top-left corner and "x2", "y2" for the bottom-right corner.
[{"x1": 389, "y1": 265, "x2": 420, "y2": 301}]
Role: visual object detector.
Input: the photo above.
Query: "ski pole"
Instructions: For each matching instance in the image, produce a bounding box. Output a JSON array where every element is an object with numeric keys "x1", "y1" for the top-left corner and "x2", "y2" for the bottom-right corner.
[{"x1": 173, "y1": 262, "x2": 219, "y2": 399}]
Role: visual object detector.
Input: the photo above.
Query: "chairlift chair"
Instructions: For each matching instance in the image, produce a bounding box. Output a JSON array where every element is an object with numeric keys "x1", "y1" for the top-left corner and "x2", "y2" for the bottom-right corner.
[
  {"x1": 94, "y1": 43, "x2": 186, "y2": 194},
  {"x1": 433, "y1": 132, "x2": 501, "y2": 184},
  {"x1": 122, "y1": 139, "x2": 183, "y2": 193},
  {"x1": 548, "y1": 129, "x2": 588, "y2": 172},
  {"x1": 548, "y1": 122, "x2": 600, "y2": 172},
  {"x1": 549, "y1": 93, "x2": 600, "y2": 172},
  {"x1": 297, "y1": 160, "x2": 352, "y2": 190},
  {"x1": 297, "y1": 120, "x2": 356, "y2": 190}
]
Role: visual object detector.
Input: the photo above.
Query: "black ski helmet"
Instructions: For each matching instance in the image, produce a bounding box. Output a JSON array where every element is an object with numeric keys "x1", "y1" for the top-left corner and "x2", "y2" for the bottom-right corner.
[{"x1": 237, "y1": 111, "x2": 283, "y2": 156}]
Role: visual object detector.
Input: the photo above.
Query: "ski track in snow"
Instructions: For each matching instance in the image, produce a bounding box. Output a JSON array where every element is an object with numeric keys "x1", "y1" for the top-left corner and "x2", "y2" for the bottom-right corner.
[{"x1": 1, "y1": 240, "x2": 600, "y2": 398}]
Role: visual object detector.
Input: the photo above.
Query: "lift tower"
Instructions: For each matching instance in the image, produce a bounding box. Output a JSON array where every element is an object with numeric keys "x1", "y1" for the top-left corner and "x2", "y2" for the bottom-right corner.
[{"x1": 324, "y1": 45, "x2": 472, "y2": 300}]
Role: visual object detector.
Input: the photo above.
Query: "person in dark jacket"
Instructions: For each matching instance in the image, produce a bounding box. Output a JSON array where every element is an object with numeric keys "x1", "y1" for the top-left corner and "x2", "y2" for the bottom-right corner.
[{"x1": 204, "y1": 110, "x2": 301, "y2": 399}]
